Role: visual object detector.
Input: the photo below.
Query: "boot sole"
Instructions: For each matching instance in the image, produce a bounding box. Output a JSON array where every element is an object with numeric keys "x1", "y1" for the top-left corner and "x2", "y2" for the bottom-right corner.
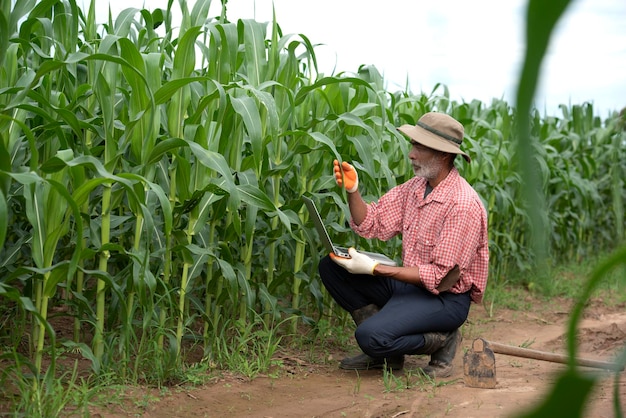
[{"x1": 339, "y1": 362, "x2": 404, "y2": 371}]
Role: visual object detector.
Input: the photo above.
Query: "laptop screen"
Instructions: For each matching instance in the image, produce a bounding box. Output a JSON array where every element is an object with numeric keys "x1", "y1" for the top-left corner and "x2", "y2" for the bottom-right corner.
[{"x1": 302, "y1": 195, "x2": 337, "y2": 254}]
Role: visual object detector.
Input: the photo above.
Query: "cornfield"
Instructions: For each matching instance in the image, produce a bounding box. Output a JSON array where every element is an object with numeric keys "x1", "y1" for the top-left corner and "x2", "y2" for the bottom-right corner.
[{"x1": 0, "y1": 0, "x2": 624, "y2": 394}]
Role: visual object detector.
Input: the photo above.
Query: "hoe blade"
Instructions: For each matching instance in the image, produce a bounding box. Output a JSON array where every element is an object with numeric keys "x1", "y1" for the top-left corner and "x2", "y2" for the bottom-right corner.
[{"x1": 464, "y1": 338, "x2": 497, "y2": 388}]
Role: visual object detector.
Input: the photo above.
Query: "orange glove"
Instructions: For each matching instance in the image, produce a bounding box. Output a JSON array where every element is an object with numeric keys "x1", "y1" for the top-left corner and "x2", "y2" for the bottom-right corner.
[{"x1": 333, "y1": 160, "x2": 359, "y2": 193}]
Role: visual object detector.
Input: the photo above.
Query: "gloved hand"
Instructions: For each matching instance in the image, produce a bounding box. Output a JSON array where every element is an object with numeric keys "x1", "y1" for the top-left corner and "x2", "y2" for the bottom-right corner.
[
  {"x1": 330, "y1": 248, "x2": 378, "y2": 275},
  {"x1": 333, "y1": 160, "x2": 359, "y2": 193}
]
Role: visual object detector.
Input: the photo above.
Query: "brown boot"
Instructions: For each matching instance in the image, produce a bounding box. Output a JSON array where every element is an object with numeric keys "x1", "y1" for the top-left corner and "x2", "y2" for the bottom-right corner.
[
  {"x1": 421, "y1": 329, "x2": 462, "y2": 378},
  {"x1": 349, "y1": 303, "x2": 379, "y2": 325}
]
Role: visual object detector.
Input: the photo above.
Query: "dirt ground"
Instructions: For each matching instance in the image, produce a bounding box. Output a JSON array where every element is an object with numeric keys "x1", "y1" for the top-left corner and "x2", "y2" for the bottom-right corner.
[{"x1": 85, "y1": 297, "x2": 626, "y2": 418}]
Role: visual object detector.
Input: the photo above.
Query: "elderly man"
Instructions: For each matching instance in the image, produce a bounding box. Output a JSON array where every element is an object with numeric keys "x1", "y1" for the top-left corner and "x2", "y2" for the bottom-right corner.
[{"x1": 319, "y1": 112, "x2": 489, "y2": 378}]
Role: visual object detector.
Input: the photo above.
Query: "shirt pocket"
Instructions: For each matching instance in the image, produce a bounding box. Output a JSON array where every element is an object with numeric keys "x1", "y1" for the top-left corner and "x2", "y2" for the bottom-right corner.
[{"x1": 412, "y1": 229, "x2": 438, "y2": 262}]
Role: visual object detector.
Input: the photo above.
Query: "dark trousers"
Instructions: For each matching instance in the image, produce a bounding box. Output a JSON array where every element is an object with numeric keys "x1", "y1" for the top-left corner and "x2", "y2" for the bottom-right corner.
[{"x1": 319, "y1": 255, "x2": 471, "y2": 358}]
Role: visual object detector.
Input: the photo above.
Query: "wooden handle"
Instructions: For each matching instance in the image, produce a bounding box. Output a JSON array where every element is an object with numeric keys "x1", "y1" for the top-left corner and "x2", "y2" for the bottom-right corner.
[{"x1": 486, "y1": 341, "x2": 624, "y2": 371}]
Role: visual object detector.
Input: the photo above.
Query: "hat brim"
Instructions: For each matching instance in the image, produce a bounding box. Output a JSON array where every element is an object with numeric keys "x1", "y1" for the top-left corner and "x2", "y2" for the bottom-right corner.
[{"x1": 398, "y1": 124, "x2": 471, "y2": 163}]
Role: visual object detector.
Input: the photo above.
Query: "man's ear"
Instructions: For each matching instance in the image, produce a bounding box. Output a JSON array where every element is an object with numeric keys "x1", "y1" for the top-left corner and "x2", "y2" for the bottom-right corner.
[{"x1": 441, "y1": 152, "x2": 456, "y2": 168}]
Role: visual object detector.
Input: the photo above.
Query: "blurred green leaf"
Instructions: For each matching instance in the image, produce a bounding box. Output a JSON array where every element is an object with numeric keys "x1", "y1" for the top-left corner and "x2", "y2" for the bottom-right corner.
[{"x1": 516, "y1": 370, "x2": 596, "y2": 418}]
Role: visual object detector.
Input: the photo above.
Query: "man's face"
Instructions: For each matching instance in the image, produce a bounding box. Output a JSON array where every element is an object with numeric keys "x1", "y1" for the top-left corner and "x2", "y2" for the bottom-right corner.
[{"x1": 408, "y1": 140, "x2": 445, "y2": 180}]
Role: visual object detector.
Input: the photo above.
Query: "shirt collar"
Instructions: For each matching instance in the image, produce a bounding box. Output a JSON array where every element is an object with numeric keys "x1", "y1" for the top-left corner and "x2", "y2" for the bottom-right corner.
[{"x1": 419, "y1": 167, "x2": 459, "y2": 203}]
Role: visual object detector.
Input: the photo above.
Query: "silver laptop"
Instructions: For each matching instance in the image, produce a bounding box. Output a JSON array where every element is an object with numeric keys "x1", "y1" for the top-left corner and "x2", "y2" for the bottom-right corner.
[{"x1": 302, "y1": 195, "x2": 397, "y2": 266}]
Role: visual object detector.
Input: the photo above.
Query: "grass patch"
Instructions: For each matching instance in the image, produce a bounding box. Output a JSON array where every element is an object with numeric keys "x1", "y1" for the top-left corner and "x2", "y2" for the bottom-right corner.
[{"x1": 485, "y1": 253, "x2": 625, "y2": 315}]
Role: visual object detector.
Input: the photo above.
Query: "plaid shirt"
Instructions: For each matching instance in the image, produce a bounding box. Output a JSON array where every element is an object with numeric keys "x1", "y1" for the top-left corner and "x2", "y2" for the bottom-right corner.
[{"x1": 351, "y1": 167, "x2": 489, "y2": 303}]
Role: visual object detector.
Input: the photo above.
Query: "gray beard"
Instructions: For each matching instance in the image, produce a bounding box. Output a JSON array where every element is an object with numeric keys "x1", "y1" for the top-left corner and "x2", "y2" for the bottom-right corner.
[{"x1": 412, "y1": 164, "x2": 438, "y2": 181}]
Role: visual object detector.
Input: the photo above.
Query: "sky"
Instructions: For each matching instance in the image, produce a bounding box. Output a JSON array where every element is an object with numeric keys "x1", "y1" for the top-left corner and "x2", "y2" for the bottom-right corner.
[{"x1": 90, "y1": 0, "x2": 626, "y2": 118}]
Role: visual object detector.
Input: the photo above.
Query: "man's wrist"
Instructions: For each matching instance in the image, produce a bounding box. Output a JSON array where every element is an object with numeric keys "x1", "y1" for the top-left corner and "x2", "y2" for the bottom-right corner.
[{"x1": 372, "y1": 263, "x2": 381, "y2": 276}]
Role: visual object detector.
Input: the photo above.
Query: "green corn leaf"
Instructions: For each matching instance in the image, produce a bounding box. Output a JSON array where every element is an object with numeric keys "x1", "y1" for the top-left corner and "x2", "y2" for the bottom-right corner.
[
  {"x1": 565, "y1": 246, "x2": 626, "y2": 366},
  {"x1": 238, "y1": 184, "x2": 291, "y2": 232},
  {"x1": 348, "y1": 135, "x2": 376, "y2": 178},
  {"x1": 4, "y1": 170, "x2": 40, "y2": 186},
  {"x1": 111, "y1": 7, "x2": 139, "y2": 36},
  {"x1": 230, "y1": 95, "x2": 263, "y2": 169},
  {"x1": 0, "y1": 188, "x2": 7, "y2": 250},
  {"x1": 173, "y1": 25, "x2": 201, "y2": 79},
  {"x1": 239, "y1": 19, "x2": 268, "y2": 86},
  {"x1": 189, "y1": 0, "x2": 212, "y2": 28},
  {"x1": 146, "y1": 137, "x2": 188, "y2": 165},
  {"x1": 216, "y1": 257, "x2": 237, "y2": 285},
  {"x1": 237, "y1": 268, "x2": 255, "y2": 307},
  {"x1": 183, "y1": 244, "x2": 212, "y2": 282},
  {"x1": 0, "y1": 9, "x2": 8, "y2": 66},
  {"x1": 246, "y1": 85, "x2": 280, "y2": 137},
  {"x1": 46, "y1": 178, "x2": 83, "y2": 279},
  {"x1": 43, "y1": 262, "x2": 69, "y2": 298},
  {"x1": 5, "y1": 0, "x2": 33, "y2": 34},
  {"x1": 206, "y1": 23, "x2": 238, "y2": 83},
  {"x1": 23, "y1": 181, "x2": 45, "y2": 268},
  {"x1": 294, "y1": 77, "x2": 376, "y2": 106},
  {"x1": 154, "y1": 77, "x2": 207, "y2": 105},
  {"x1": 515, "y1": 0, "x2": 573, "y2": 266},
  {"x1": 192, "y1": 186, "x2": 228, "y2": 235},
  {"x1": 18, "y1": 294, "x2": 37, "y2": 315},
  {"x1": 29, "y1": 0, "x2": 59, "y2": 19},
  {"x1": 185, "y1": 139, "x2": 240, "y2": 205},
  {"x1": 117, "y1": 37, "x2": 155, "y2": 162},
  {"x1": 174, "y1": 152, "x2": 192, "y2": 203},
  {"x1": 188, "y1": 81, "x2": 228, "y2": 127},
  {"x1": 127, "y1": 247, "x2": 157, "y2": 294},
  {"x1": 305, "y1": 131, "x2": 341, "y2": 162},
  {"x1": 145, "y1": 179, "x2": 174, "y2": 237},
  {"x1": 39, "y1": 148, "x2": 74, "y2": 173},
  {"x1": 6, "y1": 68, "x2": 38, "y2": 109},
  {"x1": 76, "y1": 266, "x2": 127, "y2": 309},
  {"x1": 0, "y1": 137, "x2": 10, "y2": 195},
  {"x1": 41, "y1": 154, "x2": 140, "y2": 206},
  {"x1": 141, "y1": 52, "x2": 163, "y2": 163},
  {"x1": 516, "y1": 370, "x2": 596, "y2": 418},
  {"x1": 266, "y1": 6, "x2": 280, "y2": 79},
  {"x1": 42, "y1": 183, "x2": 69, "y2": 267},
  {"x1": 3, "y1": 262, "x2": 70, "y2": 290}
]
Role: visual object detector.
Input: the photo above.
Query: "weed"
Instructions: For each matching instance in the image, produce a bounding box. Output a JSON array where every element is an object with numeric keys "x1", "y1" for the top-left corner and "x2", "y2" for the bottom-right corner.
[
  {"x1": 7, "y1": 360, "x2": 96, "y2": 418},
  {"x1": 520, "y1": 338, "x2": 536, "y2": 349},
  {"x1": 353, "y1": 370, "x2": 361, "y2": 395}
]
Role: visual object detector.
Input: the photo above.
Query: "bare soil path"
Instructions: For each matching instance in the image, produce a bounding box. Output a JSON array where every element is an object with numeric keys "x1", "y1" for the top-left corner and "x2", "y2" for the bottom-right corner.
[{"x1": 91, "y1": 298, "x2": 626, "y2": 418}]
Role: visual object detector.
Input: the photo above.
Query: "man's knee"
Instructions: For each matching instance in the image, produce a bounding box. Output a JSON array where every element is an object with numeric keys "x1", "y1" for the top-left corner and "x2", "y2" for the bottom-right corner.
[{"x1": 355, "y1": 324, "x2": 395, "y2": 357}]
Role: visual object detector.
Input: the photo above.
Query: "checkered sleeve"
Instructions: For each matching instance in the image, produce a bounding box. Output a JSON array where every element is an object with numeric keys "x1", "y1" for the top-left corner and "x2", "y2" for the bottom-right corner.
[{"x1": 349, "y1": 180, "x2": 418, "y2": 241}]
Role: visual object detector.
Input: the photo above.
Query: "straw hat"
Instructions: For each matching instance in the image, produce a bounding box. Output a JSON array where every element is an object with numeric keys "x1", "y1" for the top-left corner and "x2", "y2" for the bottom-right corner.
[{"x1": 398, "y1": 112, "x2": 470, "y2": 163}]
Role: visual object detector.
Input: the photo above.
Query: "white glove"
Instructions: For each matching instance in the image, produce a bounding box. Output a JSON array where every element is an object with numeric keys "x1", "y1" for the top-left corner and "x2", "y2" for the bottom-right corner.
[{"x1": 330, "y1": 248, "x2": 378, "y2": 275}]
